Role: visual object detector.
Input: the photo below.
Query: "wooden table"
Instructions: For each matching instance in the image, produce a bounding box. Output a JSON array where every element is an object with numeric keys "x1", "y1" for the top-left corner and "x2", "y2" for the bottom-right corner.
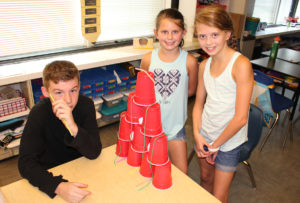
[
  {"x1": 0, "y1": 145, "x2": 220, "y2": 203},
  {"x1": 251, "y1": 57, "x2": 300, "y2": 120},
  {"x1": 261, "y1": 48, "x2": 300, "y2": 63}
]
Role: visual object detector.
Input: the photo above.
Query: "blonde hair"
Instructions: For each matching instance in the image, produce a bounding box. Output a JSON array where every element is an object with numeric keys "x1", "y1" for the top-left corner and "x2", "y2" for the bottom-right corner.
[
  {"x1": 195, "y1": 4, "x2": 233, "y2": 34},
  {"x1": 195, "y1": 4, "x2": 238, "y2": 50}
]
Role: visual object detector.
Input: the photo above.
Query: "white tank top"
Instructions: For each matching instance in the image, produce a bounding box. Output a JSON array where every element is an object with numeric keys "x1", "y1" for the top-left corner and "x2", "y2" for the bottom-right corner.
[{"x1": 202, "y1": 52, "x2": 248, "y2": 152}]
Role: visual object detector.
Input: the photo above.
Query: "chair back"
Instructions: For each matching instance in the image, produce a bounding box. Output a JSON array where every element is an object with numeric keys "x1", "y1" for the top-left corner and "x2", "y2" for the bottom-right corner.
[
  {"x1": 239, "y1": 104, "x2": 264, "y2": 162},
  {"x1": 253, "y1": 69, "x2": 274, "y2": 86}
]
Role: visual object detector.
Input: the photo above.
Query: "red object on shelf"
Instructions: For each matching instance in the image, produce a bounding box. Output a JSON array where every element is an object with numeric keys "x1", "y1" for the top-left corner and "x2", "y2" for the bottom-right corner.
[{"x1": 0, "y1": 96, "x2": 27, "y2": 117}]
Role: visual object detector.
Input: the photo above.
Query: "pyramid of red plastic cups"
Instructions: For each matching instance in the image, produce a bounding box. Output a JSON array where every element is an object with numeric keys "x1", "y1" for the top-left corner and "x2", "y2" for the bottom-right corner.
[
  {"x1": 134, "y1": 71, "x2": 156, "y2": 106},
  {"x1": 152, "y1": 159, "x2": 172, "y2": 190},
  {"x1": 126, "y1": 92, "x2": 145, "y2": 124}
]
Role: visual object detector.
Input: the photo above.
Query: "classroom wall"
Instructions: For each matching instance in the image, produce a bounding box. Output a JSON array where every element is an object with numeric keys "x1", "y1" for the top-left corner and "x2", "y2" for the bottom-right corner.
[
  {"x1": 228, "y1": 0, "x2": 249, "y2": 15},
  {"x1": 178, "y1": 0, "x2": 197, "y2": 42}
]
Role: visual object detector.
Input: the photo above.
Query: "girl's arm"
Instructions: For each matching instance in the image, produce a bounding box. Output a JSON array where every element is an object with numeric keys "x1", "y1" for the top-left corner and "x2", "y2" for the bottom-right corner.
[
  {"x1": 186, "y1": 53, "x2": 198, "y2": 97},
  {"x1": 211, "y1": 55, "x2": 254, "y2": 149},
  {"x1": 140, "y1": 52, "x2": 152, "y2": 71},
  {"x1": 192, "y1": 60, "x2": 209, "y2": 157}
]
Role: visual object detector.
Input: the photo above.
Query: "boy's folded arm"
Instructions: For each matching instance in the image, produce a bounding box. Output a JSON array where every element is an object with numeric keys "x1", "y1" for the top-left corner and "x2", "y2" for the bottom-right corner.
[
  {"x1": 65, "y1": 98, "x2": 102, "y2": 160},
  {"x1": 19, "y1": 159, "x2": 67, "y2": 198}
]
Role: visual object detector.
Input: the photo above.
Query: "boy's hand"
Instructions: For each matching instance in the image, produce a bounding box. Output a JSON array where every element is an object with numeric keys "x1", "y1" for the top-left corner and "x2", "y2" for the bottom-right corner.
[
  {"x1": 51, "y1": 99, "x2": 78, "y2": 136},
  {"x1": 55, "y1": 182, "x2": 91, "y2": 203}
]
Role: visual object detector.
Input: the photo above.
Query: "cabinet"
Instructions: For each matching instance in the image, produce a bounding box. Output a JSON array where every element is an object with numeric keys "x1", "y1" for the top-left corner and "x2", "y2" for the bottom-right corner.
[{"x1": 0, "y1": 40, "x2": 201, "y2": 160}]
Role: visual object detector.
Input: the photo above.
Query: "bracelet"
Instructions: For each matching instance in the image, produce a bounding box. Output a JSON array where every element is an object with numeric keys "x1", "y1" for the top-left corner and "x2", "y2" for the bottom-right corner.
[{"x1": 208, "y1": 142, "x2": 220, "y2": 152}]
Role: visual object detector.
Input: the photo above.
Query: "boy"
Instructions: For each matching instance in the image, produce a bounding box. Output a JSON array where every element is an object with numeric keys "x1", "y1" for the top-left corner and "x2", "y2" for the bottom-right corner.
[{"x1": 18, "y1": 60, "x2": 102, "y2": 203}]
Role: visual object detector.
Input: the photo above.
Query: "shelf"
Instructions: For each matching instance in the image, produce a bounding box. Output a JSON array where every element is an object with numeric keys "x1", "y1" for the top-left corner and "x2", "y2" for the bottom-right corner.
[
  {"x1": 0, "y1": 108, "x2": 30, "y2": 122},
  {"x1": 0, "y1": 40, "x2": 200, "y2": 86}
]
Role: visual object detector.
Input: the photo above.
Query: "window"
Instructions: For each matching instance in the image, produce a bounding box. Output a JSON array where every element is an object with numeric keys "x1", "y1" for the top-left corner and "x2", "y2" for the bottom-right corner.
[
  {"x1": 252, "y1": 0, "x2": 294, "y2": 25},
  {"x1": 0, "y1": 0, "x2": 165, "y2": 60}
]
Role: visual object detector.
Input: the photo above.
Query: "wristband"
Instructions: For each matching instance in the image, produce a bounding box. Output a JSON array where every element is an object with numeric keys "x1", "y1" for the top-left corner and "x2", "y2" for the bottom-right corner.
[{"x1": 208, "y1": 142, "x2": 220, "y2": 152}]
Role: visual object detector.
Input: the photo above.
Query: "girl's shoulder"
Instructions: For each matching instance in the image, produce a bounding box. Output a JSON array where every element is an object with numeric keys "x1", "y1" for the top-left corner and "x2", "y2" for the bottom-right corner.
[
  {"x1": 186, "y1": 52, "x2": 198, "y2": 65},
  {"x1": 234, "y1": 53, "x2": 251, "y2": 68},
  {"x1": 199, "y1": 57, "x2": 209, "y2": 69},
  {"x1": 232, "y1": 53, "x2": 252, "y2": 78},
  {"x1": 140, "y1": 51, "x2": 153, "y2": 71}
]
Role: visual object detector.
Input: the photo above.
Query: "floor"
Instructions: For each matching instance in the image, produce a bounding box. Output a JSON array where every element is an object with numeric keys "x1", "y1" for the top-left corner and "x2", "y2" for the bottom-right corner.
[{"x1": 0, "y1": 95, "x2": 299, "y2": 203}]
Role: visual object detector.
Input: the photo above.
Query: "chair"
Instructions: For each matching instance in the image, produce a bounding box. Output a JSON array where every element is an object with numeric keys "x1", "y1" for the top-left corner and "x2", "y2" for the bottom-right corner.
[
  {"x1": 238, "y1": 104, "x2": 264, "y2": 188},
  {"x1": 187, "y1": 104, "x2": 264, "y2": 188},
  {"x1": 253, "y1": 70, "x2": 294, "y2": 151}
]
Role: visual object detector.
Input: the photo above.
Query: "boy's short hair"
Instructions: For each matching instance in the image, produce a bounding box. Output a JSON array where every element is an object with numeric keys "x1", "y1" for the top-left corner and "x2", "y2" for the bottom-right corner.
[{"x1": 43, "y1": 60, "x2": 80, "y2": 89}]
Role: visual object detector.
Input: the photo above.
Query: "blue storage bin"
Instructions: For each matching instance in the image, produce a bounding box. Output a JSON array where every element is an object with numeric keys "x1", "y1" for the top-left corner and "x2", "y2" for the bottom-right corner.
[
  {"x1": 31, "y1": 78, "x2": 44, "y2": 103},
  {"x1": 100, "y1": 100, "x2": 127, "y2": 122},
  {"x1": 106, "y1": 64, "x2": 130, "y2": 83}
]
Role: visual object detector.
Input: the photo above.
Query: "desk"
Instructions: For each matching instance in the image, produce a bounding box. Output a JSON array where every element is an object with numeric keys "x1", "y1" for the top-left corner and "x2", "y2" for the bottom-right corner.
[
  {"x1": 261, "y1": 48, "x2": 300, "y2": 63},
  {"x1": 251, "y1": 57, "x2": 300, "y2": 120},
  {"x1": 0, "y1": 145, "x2": 220, "y2": 203}
]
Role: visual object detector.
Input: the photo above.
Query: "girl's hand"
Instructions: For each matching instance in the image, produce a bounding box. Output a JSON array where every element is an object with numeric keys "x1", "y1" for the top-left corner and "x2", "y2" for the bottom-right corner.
[
  {"x1": 205, "y1": 143, "x2": 219, "y2": 165},
  {"x1": 205, "y1": 150, "x2": 218, "y2": 165},
  {"x1": 194, "y1": 135, "x2": 210, "y2": 158}
]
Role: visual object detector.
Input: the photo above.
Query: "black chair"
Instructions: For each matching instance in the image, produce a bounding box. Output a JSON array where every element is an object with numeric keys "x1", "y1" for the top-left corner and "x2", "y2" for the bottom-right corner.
[{"x1": 188, "y1": 104, "x2": 264, "y2": 188}]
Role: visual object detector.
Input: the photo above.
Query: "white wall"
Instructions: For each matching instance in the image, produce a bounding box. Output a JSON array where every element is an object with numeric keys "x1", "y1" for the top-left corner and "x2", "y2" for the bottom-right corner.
[
  {"x1": 179, "y1": 0, "x2": 197, "y2": 42},
  {"x1": 165, "y1": 0, "x2": 172, "y2": 8}
]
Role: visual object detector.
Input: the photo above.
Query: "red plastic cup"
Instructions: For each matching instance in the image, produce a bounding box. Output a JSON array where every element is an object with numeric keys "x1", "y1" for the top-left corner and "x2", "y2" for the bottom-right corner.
[
  {"x1": 152, "y1": 160, "x2": 172, "y2": 190},
  {"x1": 127, "y1": 144, "x2": 143, "y2": 167},
  {"x1": 119, "y1": 111, "x2": 133, "y2": 141},
  {"x1": 132, "y1": 125, "x2": 150, "y2": 152},
  {"x1": 115, "y1": 137, "x2": 130, "y2": 157},
  {"x1": 134, "y1": 71, "x2": 156, "y2": 105},
  {"x1": 147, "y1": 134, "x2": 168, "y2": 165},
  {"x1": 140, "y1": 128, "x2": 164, "y2": 138},
  {"x1": 126, "y1": 93, "x2": 144, "y2": 124},
  {"x1": 140, "y1": 152, "x2": 155, "y2": 178},
  {"x1": 142, "y1": 103, "x2": 162, "y2": 135}
]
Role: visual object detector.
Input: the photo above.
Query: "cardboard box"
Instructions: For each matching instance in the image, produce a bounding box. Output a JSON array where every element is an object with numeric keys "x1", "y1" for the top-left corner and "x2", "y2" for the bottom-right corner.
[{"x1": 229, "y1": 12, "x2": 246, "y2": 39}]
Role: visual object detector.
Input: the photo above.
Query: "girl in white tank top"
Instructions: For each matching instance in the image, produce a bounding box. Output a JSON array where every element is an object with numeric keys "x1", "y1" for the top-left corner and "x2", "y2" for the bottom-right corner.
[{"x1": 193, "y1": 4, "x2": 254, "y2": 203}]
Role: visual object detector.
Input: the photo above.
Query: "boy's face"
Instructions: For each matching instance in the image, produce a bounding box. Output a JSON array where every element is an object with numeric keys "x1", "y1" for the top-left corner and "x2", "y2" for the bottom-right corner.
[{"x1": 42, "y1": 77, "x2": 80, "y2": 110}]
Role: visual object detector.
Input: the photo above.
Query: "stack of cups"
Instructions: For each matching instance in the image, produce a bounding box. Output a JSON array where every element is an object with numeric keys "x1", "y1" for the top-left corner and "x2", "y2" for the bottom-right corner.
[{"x1": 115, "y1": 70, "x2": 172, "y2": 189}]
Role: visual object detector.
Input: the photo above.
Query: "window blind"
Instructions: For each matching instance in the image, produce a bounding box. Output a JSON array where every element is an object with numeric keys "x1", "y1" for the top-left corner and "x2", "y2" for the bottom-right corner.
[
  {"x1": 0, "y1": 0, "x2": 165, "y2": 58},
  {"x1": 252, "y1": 0, "x2": 280, "y2": 24}
]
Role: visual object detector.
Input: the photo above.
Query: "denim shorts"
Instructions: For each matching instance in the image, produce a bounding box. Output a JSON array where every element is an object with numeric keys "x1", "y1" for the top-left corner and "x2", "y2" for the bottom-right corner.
[
  {"x1": 214, "y1": 144, "x2": 242, "y2": 172},
  {"x1": 199, "y1": 129, "x2": 242, "y2": 172},
  {"x1": 168, "y1": 127, "x2": 187, "y2": 141}
]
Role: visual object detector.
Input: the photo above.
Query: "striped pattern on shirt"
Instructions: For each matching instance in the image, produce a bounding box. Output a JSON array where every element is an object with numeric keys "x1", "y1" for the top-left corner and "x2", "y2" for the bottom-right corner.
[{"x1": 201, "y1": 52, "x2": 248, "y2": 152}]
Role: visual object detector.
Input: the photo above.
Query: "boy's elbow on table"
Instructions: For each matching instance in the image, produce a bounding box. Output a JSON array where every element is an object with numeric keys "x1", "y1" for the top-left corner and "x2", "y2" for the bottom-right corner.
[{"x1": 86, "y1": 145, "x2": 102, "y2": 160}]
